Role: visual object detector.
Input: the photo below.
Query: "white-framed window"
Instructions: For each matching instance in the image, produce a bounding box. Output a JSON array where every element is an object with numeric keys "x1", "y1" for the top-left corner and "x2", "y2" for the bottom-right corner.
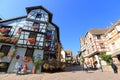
[{"x1": 116, "y1": 25, "x2": 120, "y2": 32}]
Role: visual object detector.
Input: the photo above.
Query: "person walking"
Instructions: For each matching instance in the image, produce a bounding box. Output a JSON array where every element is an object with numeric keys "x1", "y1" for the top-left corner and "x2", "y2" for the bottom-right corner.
[{"x1": 110, "y1": 61, "x2": 118, "y2": 73}]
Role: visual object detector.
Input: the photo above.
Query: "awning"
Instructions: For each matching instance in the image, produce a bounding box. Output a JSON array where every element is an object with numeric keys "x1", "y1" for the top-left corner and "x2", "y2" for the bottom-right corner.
[{"x1": 112, "y1": 52, "x2": 120, "y2": 57}]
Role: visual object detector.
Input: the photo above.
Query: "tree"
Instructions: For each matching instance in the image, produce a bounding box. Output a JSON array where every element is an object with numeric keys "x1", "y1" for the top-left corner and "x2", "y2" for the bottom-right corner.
[{"x1": 100, "y1": 53, "x2": 112, "y2": 65}]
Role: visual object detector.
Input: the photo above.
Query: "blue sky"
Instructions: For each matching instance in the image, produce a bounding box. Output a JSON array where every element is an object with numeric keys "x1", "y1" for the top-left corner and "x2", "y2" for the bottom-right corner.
[{"x1": 0, "y1": 0, "x2": 120, "y2": 55}]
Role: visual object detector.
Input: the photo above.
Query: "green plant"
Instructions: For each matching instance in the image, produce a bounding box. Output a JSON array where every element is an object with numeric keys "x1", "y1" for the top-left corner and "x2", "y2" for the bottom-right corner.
[
  {"x1": 0, "y1": 63, "x2": 7, "y2": 68},
  {"x1": 0, "y1": 52, "x2": 4, "y2": 59},
  {"x1": 100, "y1": 53, "x2": 112, "y2": 65},
  {"x1": 80, "y1": 55, "x2": 85, "y2": 63},
  {"x1": 33, "y1": 58, "x2": 43, "y2": 69}
]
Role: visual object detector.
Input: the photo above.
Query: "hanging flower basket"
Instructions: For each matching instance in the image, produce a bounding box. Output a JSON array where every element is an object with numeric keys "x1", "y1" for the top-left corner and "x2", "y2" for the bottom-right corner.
[
  {"x1": 31, "y1": 26, "x2": 40, "y2": 29},
  {"x1": 43, "y1": 63, "x2": 49, "y2": 70},
  {"x1": 27, "y1": 38, "x2": 35, "y2": 44}
]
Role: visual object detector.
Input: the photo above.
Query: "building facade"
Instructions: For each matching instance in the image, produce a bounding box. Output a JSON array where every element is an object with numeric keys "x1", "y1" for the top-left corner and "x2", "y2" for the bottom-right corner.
[
  {"x1": 0, "y1": 6, "x2": 61, "y2": 73},
  {"x1": 105, "y1": 19, "x2": 120, "y2": 69},
  {"x1": 80, "y1": 28, "x2": 109, "y2": 68}
]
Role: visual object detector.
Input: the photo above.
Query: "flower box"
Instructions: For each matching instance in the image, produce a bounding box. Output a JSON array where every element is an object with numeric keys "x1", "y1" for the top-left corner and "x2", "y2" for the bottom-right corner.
[
  {"x1": 45, "y1": 36, "x2": 52, "y2": 40},
  {"x1": 0, "y1": 28, "x2": 9, "y2": 34},
  {"x1": 27, "y1": 38, "x2": 36, "y2": 44},
  {"x1": 44, "y1": 47, "x2": 50, "y2": 51},
  {"x1": 31, "y1": 26, "x2": 40, "y2": 29}
]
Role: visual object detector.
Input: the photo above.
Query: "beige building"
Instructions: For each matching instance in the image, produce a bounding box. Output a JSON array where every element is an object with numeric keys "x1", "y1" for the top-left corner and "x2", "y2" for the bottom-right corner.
[
  {"x1": 80, "y1": 28, "x2": 109, "y2": 68},
  {"x1": 105, "y1": 19, "x2": 120, "y2": 65},
  {"x1": 64, "y1": 50, "x2": 73, "y2": 66}
]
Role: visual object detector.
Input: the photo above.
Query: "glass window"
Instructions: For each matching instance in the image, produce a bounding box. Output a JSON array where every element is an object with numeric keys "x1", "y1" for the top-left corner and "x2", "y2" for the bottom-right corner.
[
  {"x1": 0, "y1": 45, "x2": 11, "y2": 56},
  {"x1": 25, "y1": 48, "x2": 34, "y2": 58},
  {"x1": 33, "y1": 22, "x2": 40, "y2": 27},
  {"x1": 96, "y1": 35, "x2": 101, "y2": 39}
]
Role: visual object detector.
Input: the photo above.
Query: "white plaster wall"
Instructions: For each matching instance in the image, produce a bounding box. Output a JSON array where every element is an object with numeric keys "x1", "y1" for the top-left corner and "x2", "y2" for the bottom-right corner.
[{"x1": 7, "y1": 48, "x2": 26, "y2": 73}]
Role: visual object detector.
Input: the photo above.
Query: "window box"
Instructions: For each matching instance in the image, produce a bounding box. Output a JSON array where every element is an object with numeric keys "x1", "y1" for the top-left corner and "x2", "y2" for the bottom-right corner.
[
  {"x1": 0, "y1": 28, "x2": 9, "y2": 34},
  {"x1": 44, "y1": 47, "x2": 50, "y2": 51},
  {"x1": 31, "y1": 26, "x2": 40, "y2": 29},
  {"x1": 27, "y1": 38, "x2": 35, "y2": 44}
]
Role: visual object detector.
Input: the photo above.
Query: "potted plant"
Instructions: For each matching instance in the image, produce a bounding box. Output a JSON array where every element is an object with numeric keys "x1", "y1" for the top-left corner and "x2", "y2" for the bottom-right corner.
[
  {"x1": 0, "y1": 52, "x2": 4, "y2": 60},
  {"x1": 43, "y1": 63, "x2": 49, "y2": 71},
  {"x1": 31, "y1": 54, "x2": 43, "y2": 74}
]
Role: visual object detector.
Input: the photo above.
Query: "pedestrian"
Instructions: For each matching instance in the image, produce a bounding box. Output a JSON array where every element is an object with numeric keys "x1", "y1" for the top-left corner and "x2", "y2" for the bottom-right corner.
[
  {"x1": 21, "y1": 64, "x2": 28, "y2": 74},
  {"x1": 83, "y1": 63, "x2": 88, "y2": 72},
  {"x1": 110, "y1": 61, "x2": 118, "y2": 73}
]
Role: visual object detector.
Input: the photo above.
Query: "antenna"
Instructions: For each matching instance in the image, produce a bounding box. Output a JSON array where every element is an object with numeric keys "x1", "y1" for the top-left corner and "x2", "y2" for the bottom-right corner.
[{"x1": 110, "y1": 22, "x2": 113, "y2": 25}]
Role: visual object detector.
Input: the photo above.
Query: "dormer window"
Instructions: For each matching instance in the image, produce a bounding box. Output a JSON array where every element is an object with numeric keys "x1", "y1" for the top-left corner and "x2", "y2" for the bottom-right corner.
[
  {"x1": 96, "y1": 35, "x2": 101, "y2": 39},
  {"x1": 36, "y1": 13, "x2": 41, "y2": 18},
  {"x1": 36, "y1": 13, "x2": 42, "y2": 21}
]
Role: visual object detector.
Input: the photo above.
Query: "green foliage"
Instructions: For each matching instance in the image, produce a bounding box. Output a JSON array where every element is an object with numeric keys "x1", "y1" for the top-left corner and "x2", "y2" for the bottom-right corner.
[
  {"x1": 33, "y1": 58, "x2": 43, "y2": 69},
  {"x1": 100, "y1": 53, "x2": 112, "y2": 65},
  {"x1": 80, "y1": 55, "x2": 85, "y2": 63}
]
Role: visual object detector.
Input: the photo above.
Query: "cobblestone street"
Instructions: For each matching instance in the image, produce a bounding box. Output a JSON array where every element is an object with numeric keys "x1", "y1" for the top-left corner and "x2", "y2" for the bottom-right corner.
[{"x1": 0, "y1": 66, "x2": 120, "y2": 80}]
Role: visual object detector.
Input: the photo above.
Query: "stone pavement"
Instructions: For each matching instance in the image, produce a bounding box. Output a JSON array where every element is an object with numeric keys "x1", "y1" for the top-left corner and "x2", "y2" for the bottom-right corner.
[{"x1": 0, "y1": 65, "x2": 120, "y2": 80}]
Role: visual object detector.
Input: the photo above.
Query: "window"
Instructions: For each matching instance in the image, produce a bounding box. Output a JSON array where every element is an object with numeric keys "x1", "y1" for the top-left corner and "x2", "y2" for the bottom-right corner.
[
  {"x1": 36, "y1": 14, "x2": 42, "y2": 21},
  {"x1": 100, "y1": 43, "x2": 105, "y2": 49},
  {"x1": 25, "y1": 48, "x2": 34, "y2": 58},
  {"x1": 116, "y1": 25, "x2": 120, "y2": 32},
  {"x1": 0, "y1": 45, "x2": 11, "y2": 56},
  {"x1": 33, "y1": 22, "x2": 40, "y2": 27},
  {"x1": 111, "y1": 42, "x2": 118, "y2": 50},
  {"x1": 46, "y1": 31, "x2": 52, "y2": 36},
  {"x1": 96, "y1": 35, "x2": 101, "y2": 39},
  {"x1": 36, "y1": 14, "x2": 41, "y2": 18}
]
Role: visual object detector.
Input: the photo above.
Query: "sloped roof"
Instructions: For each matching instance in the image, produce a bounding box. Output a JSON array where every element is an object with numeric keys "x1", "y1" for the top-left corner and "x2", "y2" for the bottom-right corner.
[
  {"x1": 64, "y1": 50, "x2": 72, "y2": 54},
  {"x1": 0, "y1": 16, "x2": 27, "y2": 23},
  {"x1": 88, "y1": 28, "x2": 108, "y2": 35},
  {"x1": 105, "y1": 19, "x2": 120, "y2": 34}
]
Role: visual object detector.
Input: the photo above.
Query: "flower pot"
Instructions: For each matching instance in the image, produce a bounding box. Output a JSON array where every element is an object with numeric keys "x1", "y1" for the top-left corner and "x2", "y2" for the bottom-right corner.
[{"x1": 32, "y1": 66, "x2": 37, "y2": 74}]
